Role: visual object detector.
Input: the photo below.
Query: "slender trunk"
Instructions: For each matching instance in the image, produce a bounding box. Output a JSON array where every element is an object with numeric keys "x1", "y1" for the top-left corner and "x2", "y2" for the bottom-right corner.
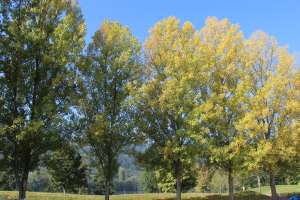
[
  {"x1": 228, "y1": 169, "x2": 234, "y2": 200},
  {"x1": 270, "y1": 173, "x2": 277, "y2": 200},
  {"x1": 105, "y1": 179, "x2": 110, "y2": 200},
  {"x1": 63, "y1": 187, "x2": 66, "y2": 194},
  {"x1": 176, "y1": 161, "x2": 182, "y2": 200}
]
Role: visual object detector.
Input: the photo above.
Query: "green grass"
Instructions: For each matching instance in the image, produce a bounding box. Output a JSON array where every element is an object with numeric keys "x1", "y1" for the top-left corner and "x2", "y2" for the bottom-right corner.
[
  {"x1": 249, "y1": 185, "x2": 300, "y2": 195},
  {"x1": 3, "y1": 185, "x2": 299, "y2": 200},
  {"x1": 0, "y1": 191, "x2": 271, "y2": 200}
]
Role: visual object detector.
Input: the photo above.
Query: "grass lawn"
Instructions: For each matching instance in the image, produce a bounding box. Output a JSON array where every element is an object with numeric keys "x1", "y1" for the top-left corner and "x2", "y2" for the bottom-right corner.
[
  {"x1": 0, "y1": 191, "x2": 271, "y2": 200},
  {"x1": 249, "y1": 185, "x2": 300, "y2": 196}
]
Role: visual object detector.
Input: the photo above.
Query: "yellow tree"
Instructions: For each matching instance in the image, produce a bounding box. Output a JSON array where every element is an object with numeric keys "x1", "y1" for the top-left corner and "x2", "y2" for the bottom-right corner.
[
  {"x1": 78, "y1": 19, "x2": 142, "y2": 200},
  {"x1": 236, "y1": 30, "x2": 300, "y2": 200},
  {"x1": 133, "y1": 17, "x2": 200, "y2": 200},
  {"x1": 190, "y1": 17, "x2": 247, "y2": 200}
]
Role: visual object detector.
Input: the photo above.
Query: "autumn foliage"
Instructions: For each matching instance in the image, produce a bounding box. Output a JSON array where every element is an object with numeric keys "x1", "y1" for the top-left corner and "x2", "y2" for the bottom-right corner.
[{"x1": 1, "y1": 2, "x2": 299, "y2": 200}]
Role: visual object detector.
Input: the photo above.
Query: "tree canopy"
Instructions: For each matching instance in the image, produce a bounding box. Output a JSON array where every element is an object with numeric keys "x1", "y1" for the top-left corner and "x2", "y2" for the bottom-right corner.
[
  {"x1": 77, "y1": 19, "x2": 142, "y2": 200},
  {"x1": 0, "y1": 0, "x2": 86, "y2": 198}
]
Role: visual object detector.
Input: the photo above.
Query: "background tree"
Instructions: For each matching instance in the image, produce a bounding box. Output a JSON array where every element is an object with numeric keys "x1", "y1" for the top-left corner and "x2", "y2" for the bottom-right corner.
[
  {"x1": 0, "y1": 0, "x2": 85, "y2": 198},
  {"x1": 0, "y1": 169, "x2": 16, "y2": 191},
  {"x1": 114, "y1": 165, "x2": 142, "y2": 193},
  {"x1": 93, "y1": 167, "x2": 114, "y2": 195},
  {"x1": 210, "y1": 170, "x2": 228, "y2": 193},
  {"x1": 140, "y1": 170, "x2": 159, "y2": 193},
  {"x1": 236, "y1": 30, "x2": 300, "y2": 200},
  {"x1": 194, "y1": 165, "x2": 212, "y2": 193},
  {"x1": 118, "y1": 167, "x2": 126, "y2": 182},
  {"x1": 44, "y1": 146, "x2": 88, "y2": 194},
  {"x1": 27, "y1": 168, "x2": 51, "y2": 192},
  {"x1": 78, "y1": 19, "x2": 142, "y2": 200},
  {"x1": 132, "y1": 16, "x2": 200, "y2": 200}
]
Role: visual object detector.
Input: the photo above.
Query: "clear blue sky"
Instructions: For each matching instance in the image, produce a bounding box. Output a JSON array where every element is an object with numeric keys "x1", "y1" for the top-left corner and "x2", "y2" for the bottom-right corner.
[{"x1": 78, "y1": 0, "x2": 299, "y2": 53}]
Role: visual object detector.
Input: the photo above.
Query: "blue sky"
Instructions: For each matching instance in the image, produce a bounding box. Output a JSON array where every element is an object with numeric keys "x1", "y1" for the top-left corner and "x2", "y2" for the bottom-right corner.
[{"x1": 77, "y1": 0, "x2": 300, "y2": 54}]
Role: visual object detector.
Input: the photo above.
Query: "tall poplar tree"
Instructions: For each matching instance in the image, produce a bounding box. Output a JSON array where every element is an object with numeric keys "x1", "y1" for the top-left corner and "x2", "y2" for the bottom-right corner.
[
  {"x1": 78, "y1": 19, "x2": 142, "y2": 200},
  {"x1": 0, "y1": 0, "x2": 86, "y2": 198},
  {"x1": 236, "y1": 30, "x2": 299, "y2": 200},
  {"x1": 133, "y1": 17, "x2": 200, "y2": 200}
]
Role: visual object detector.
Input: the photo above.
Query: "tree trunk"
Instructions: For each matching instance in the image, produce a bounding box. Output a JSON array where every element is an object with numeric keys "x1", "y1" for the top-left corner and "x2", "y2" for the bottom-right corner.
[
  {"x1": 228, "y1": 169, "x2": 234, "y2": 200},
  {"x1": 16, "y1": 176, "x2": 28, "y2": 199},
  {"x1": 14, "y1": 150, "x2": 30, "y2": 199},
  {"x1": 270, "y1": 173, "x2": 278, "y2": 200},
  {"x1": 176, "y1": 161, "x2": 182, "y2": 200},
  {"x1": 105, "y1": 179, "x2": 110, "y2": 200},
  {"x1": 18, "y1": 182, "x2": 26, "y2": 199}
]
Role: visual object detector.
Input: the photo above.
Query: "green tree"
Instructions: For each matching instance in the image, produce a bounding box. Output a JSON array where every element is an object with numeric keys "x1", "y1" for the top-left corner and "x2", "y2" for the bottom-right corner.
[
  {"x1": 0, "y1": 0, "x2": 85, "y2": 198},
  {"x1": 27, "y1": 168, "x2": 51, "y2": 192},
  {"x1": 133, "y1": 16, "x2": 201, "y2": 200},
  {"x1": 44, "y1": 147, "x2": 88, "y2": 194},
  {"x1": 78, "y1": 19, "x2": 142, "y2": 200},
  {"x1": 0, "y1": 169, "x2": 16, "y2": 191},
  {"x1": 236, "y1": 30, "x2": 299, "y2": 200},
  {"x1": 140, "y1": 170, "x2": 159, "y2": 193},
  {"x1": 118, "y1": 167, "x2": 126, "y2": 182}
]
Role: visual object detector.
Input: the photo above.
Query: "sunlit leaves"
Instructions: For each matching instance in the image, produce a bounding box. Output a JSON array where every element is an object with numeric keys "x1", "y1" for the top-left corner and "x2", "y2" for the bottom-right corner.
[
  {"x1": 0, "y1": 0, "x2": 86, "y2": 198},
  {"x1": 78, "y1": 19, "x2": 142, "y2": 200},
  {"x1": 235, "y1": 30, "x2": 299, "y2": 200}
]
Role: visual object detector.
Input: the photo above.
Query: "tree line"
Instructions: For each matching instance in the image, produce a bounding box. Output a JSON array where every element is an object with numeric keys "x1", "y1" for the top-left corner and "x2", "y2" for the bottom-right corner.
[{"x1": 1, "y1": 1, "x2": 300, "y2": 200}]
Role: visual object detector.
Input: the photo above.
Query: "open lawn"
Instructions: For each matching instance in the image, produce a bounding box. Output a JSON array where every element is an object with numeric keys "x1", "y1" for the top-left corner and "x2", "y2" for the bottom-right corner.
[
  {"x1": 249, "y1": 185, "x2": 300, "y2": 196},
  {"x1": 0, "y1": 191, "x2": 271, "y2": 200},
  {"x1": 4, "y1": 186, "x2": 300, "y2": 200}
]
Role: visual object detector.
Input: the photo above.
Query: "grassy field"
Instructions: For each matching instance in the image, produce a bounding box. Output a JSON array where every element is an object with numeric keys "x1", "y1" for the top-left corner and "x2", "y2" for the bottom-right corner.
[
  {"x1": 0, "y1": 191, "x2": 271, "y2": 200},
  {"x1": 249, "y1": 185, "x2": 300, "y2": 196},
  {"x1": 2, "y1": 185, "x2": 299, "y2": 200}
]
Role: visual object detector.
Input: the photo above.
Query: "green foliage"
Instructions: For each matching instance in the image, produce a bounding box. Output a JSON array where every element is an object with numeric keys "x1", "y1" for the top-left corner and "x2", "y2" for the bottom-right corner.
[
  {"x1": 44, "y1": 147, "x2": 88, "y2": 194},
  {"x1": 210, "y1": 171, "x2": 228, "y2": 193},
  {"x1": 157, "y1": 165, "x2": 197, "y2": 193},
  {"x1": 77, "y1": 19, "x2": 142, "y2": 199},
  {"x1": 114, "y1": 166, "x2": 142, "y2": 192},
  {"x1": 118, "y1": 167, "x2": 126, "y2": 182},
  {"x1": 93, "y1": 168, "x2": 114, "y2": 195},
  {"x1": 0, "y1": 170, "x2": 16, "y2": 191},
  {"x1": 114, "y1": 180, "x2": 140, "y2": 192},
  {"x1": 140, "y1": 170, "x2": 159, "y2": 193},
  {"x1": 27, "y1": 168, "x2": 51, "y2": 192},
  {"x1": 0, "y1": 0, "x2": 86, "y2": 198}
]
